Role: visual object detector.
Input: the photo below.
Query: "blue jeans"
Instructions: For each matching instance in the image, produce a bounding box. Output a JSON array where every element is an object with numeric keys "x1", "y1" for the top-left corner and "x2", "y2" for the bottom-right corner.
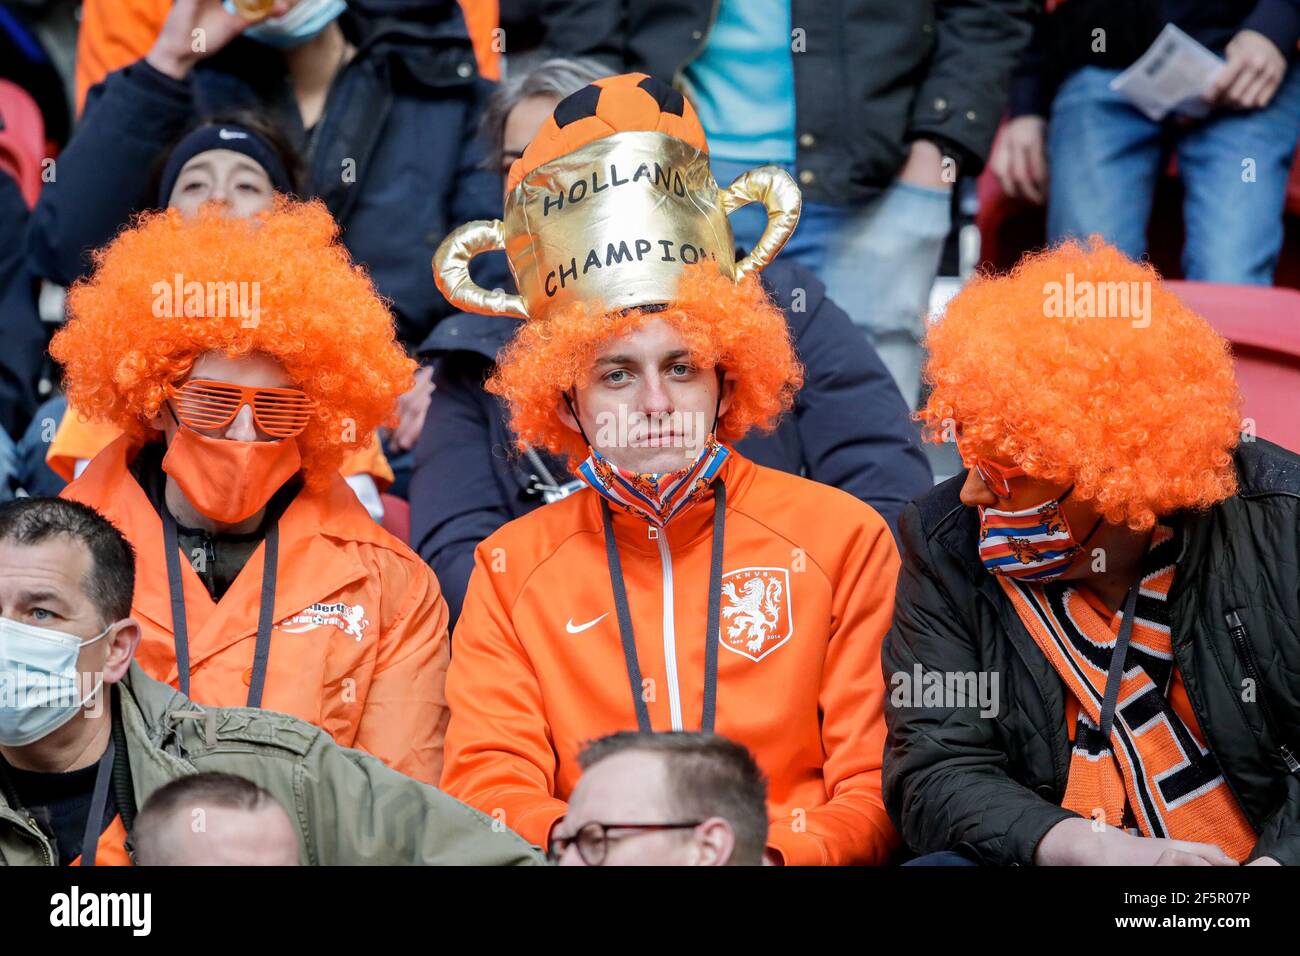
[
  {"x1": 711, "y1": 158, "x2": 951, "y2": 408},
  {"x1": 1047, "y1": 64, "x2": 1300, "y2": 284}
]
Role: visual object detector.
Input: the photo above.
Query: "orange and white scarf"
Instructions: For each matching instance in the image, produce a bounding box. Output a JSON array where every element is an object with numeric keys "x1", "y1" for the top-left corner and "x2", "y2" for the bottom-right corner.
[{"x1": 1000, "y1": 523, "x2": 1256, "y2": 860}]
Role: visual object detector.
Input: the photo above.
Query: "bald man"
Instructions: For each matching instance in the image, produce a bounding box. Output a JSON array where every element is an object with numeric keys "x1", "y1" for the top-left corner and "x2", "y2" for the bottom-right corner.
[{"x1": 133, "y1": 772, "x2": 299, "y2": 866}]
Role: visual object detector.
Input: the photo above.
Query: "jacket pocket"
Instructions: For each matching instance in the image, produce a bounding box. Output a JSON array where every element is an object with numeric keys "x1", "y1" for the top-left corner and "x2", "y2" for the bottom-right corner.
[{"x1": 1225, "y1": 609, "x2": 1300, "y2": 777}]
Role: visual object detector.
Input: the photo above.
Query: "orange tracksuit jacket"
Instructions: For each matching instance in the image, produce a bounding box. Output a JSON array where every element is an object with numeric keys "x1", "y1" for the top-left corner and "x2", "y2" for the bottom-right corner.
[
  {"x1": 442, "y1": 452, "x2": 900, "y2": 865},
  {"x1": 62, "y1": 436, "x2": 449, "y2": 783}
]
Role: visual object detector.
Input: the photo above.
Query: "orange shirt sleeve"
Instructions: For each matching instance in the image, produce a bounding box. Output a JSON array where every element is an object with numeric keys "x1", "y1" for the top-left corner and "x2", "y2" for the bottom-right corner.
[
  {"x1": 456, "y1": 0, "x2": 500, "y2": 81},
  {"x1": 46, "y1": 408, "x2": 123, "y2": 482},
  {"x1": 766, "y1": 509, "x2": 902, "y2": 865},
  {"x1": 441, "y1": 541, "x2": 567, "y2": 847},
  {"x1": 340, "y1": 432, "x2": 394, "y2": 489},
  {"x1": 76, "y1": 0, "x2": 172, "y2": 114},
  {"x1": 351, "y1": 555, "x2": 450, "y2": 785}
]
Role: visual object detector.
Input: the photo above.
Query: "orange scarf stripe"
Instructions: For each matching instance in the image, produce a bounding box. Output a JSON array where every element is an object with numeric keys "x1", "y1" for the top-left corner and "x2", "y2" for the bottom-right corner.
[{"x1": 1001, "y1": 523, "x2": 1256, "y2": 860}]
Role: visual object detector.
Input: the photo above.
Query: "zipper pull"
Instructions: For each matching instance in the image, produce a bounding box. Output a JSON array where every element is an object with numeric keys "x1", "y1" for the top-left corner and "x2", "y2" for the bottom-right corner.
[
  {"x1": 647, "y1": 526, "x2": 659, "y2": 540},
  {"x1": 1225, "y1": 610, "x2": 1245, "y2": 637},
  {"x1": 1282, "y1": 745, "x2": 1300, "y2": 775}
]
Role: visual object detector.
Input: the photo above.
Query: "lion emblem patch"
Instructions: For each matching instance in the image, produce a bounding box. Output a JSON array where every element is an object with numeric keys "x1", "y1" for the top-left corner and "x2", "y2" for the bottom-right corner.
[{"x1": 718, "y1": 567, "x2": 793, "y2": 662}]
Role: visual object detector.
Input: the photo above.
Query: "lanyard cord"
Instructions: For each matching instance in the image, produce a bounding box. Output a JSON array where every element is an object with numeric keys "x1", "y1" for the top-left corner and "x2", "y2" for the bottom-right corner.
[
  {"x1": 77, "y1": 737, "x2": 115, "y2": 867},
  {"x1": 162, "y1": 506, "x2": 280, "y2": 708},
  {"x1": 600, "y1": 479, "x2": 727, "y2": 733}
]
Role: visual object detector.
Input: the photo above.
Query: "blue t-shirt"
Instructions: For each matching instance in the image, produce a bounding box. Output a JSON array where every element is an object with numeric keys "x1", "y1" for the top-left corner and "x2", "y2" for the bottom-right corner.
[{"x1": 682, "y1": 0, "x2": 796, "y2": 165}]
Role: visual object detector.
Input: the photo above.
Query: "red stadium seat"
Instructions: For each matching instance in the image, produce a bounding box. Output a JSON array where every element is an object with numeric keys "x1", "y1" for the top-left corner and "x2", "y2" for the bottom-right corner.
[
  {"x1": 1166, "y1": 280, "x2": 1300, "y2": 453},
  {"x1": 379, "y1": 493, "x2": 411, "y2": 544},
  {"x1": 0, "y1": 79, "x2": 45, "y2": 207}
]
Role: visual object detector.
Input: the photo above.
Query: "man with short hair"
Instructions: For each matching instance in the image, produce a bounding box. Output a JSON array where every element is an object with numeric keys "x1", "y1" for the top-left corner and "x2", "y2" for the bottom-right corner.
[
  {"x1": 436, "y1": 74, "x2": 901, "y2": 866},
  {"x1": 552, "y1": 732, "x2": 768, "y2": 866},
  {"x1": 0, "y1": 496, "x2": 541, "y2": 866},
  {"x1": 133, "y1": 772, "x2": 299, "y2": 866}
]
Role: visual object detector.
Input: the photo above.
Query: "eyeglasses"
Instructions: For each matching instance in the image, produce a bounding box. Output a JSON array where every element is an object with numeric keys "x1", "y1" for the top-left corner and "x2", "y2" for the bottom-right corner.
[
  {"x1": 166, "y1": 379, "x2": 317, "y2": 439},
  {"x1": 973, "y1": 458, "x2": 1026, "y2": 499},
  {"x1": 546, "y1": 820, "x2": 703, "y2": 866}
]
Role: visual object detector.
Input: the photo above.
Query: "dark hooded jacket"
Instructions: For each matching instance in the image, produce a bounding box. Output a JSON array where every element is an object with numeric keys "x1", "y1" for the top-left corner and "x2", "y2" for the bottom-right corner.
[{"x1": 25, "y1": 1, "x2": 506, "y2": 348}]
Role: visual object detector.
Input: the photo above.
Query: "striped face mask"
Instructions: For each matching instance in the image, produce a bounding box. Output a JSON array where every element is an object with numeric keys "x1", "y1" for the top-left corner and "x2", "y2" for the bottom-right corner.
[
  {"x1": 577, "y1": 436, "x2": 729, "y2": 528},
  {"x1": 977, "y1": 486, "x2": 1100, "y2": 582}
]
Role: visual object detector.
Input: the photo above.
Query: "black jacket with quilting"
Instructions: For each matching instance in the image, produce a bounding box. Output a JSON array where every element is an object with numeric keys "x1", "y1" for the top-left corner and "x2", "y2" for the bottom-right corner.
[{"x1": 883, "y1": 438, "x2": 1300, "y2": 864}]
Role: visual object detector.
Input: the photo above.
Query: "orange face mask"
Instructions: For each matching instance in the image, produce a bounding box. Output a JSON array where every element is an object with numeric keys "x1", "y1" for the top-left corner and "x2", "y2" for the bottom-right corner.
[{"x1": 161, "y1": 423, "x2": 301, "y2": 524}]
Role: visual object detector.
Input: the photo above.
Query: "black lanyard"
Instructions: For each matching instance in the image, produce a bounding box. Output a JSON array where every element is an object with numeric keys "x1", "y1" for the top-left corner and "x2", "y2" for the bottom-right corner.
[
  {"x1": 1098, "y1": 581, "x2": 1142, "y2": 743},
  {"x1": 78, "y1": 737, "x2": 115, "y2": 867},
  {"x1": 600, "y1": 480, "x2": 727, "y2": 734},
  {"x1": 162, "y1": 506, "x2": 280, "y2": 708}
]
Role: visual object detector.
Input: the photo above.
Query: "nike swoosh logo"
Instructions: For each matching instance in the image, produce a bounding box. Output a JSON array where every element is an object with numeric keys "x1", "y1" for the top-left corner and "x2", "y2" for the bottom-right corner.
[{"x1": 566, "y1": 613, "x2": 609, "y2": 634}]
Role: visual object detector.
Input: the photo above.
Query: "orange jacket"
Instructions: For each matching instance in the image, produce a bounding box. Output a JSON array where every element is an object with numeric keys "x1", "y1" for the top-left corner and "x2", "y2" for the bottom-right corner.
[
  {"x1": 75, "y1": 0, "x2": 500, "y2": 111},
  {"x1": 442, "y1": 452, "x2": 900, "y2": 865},
  {"x1": 45, "y1": 409, "x2": 393, "y2": 487},
  {"x1": 62, "y1": 435, "x2": 449, "y2": 783}
]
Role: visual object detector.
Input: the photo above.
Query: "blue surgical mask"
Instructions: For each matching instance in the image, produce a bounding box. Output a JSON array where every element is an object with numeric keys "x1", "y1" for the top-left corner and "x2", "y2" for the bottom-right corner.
[
  {"x1": 225, "y1": 0, "x2": 347, "y2": 49},
  {"x1": 0, "y1": 617, "x2": 112, "y2": 747}
]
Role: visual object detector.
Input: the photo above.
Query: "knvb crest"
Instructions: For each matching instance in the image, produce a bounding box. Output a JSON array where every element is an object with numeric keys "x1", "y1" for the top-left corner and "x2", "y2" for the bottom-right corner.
[
  {"x1": 719, "y1": 567, "x2": 793, "y2": 662},
  {"x1": 278, "y1": 602, "x2": 370, "y2": 641}
]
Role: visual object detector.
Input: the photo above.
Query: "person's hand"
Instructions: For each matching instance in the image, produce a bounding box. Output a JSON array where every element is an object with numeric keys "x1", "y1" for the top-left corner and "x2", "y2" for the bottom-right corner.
[
  {"x1": 897, "y1": 139, "x2": 955, "y2": 192},
  {"x1": 988, "y1": 115, "x2": 1048, "y2": 205},
  {"x1": 1205, "y1": 29, "x2": 1288, "y2": 111},
  {"x1": 146, "y1": 0, "x2": 292, "y2": 80},
  {"x1": 1246, "y1": 856, "x2": 1281, "y2": 866},
  {"x1": 1035, "y1": 817, "x2": 1238, "y2": 865},
  {"x1": 390, "y1": 365, "x2": 435, "y2": 452}
]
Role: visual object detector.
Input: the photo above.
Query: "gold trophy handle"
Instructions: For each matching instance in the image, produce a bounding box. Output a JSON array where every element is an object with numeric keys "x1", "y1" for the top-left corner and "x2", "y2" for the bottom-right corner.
[
  {"x1": 719, "y1": 166, "x2": 802, "y2": 280},
  {"x1": 432, "y1": 220, "x2": 529, "y2": 320}
]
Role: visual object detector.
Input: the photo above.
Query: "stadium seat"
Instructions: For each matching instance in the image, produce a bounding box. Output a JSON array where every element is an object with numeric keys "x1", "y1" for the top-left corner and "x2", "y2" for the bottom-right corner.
[
  {"x1": 1166, "y1": 280, "x2": 1300, "y2": 454},
  {"x1": 379, "y1": 493, "x2": 411, "y2": 544},
  {"x1": 0, "y1": 78, "x2": 44, "y2": 207}
]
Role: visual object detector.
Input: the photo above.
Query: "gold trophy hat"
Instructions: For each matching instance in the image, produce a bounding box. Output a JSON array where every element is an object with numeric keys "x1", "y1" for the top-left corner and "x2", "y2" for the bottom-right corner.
[{"x1": 433, "y1": 73, "x2": 802, "y2": 322}]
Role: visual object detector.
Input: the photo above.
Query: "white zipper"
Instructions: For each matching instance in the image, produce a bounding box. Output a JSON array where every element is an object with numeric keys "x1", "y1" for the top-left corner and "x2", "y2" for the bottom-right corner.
[{"x1": 654, "y1": 528, "x2": 684, "y2": 731}]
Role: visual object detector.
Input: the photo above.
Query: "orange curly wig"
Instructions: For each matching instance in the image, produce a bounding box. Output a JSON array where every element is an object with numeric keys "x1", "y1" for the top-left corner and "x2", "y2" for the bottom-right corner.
[
  {"x1": 488, "y1": 263, "x2": 803, "y2": 465},
  {"x1": 920, "y1": 238, "x2": 1242, "y2": 530},
  {"x1": 51, "y1": 198, "x2": 415, "y2": 488}
]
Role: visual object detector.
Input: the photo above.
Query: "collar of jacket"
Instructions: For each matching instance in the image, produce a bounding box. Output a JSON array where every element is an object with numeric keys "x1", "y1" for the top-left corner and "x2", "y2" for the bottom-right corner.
[
  {"x1": 63, "y1": 435, "x2": 401, "y2": 683},
  {"x1": 115, "y1": 664, "x2": 201, "y2": 795},
  {"x1": 591, "y1": 449, "x2": 754, "y2": 556},
  {"x1": 340, "y1": 3, "x2": 479, "y2": 91},
  {"x1": 0, "y1": 666, "x2": 195, "y2": 860}
]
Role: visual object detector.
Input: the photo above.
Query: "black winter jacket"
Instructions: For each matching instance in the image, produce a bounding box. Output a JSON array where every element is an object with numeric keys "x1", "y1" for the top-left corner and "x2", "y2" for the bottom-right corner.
[
  {"x1": 24, "y1": 2, "x2": 506, "y2": 348},
  {"x1": 538, "y1": 0, "x2": 1034, "y2": 202},
  {"x1": 883, "y1": 439, "x2": 1300, "y2": 865},
  {"x1": 411, "y1": 259, "x2": 933, "y2": 625}
]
